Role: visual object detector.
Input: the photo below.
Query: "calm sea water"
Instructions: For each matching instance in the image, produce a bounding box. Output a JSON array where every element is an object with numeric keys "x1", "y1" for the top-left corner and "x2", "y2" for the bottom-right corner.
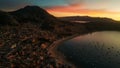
[{"x1": 57, "y1": 31, "x2": 120, "y2": 68}]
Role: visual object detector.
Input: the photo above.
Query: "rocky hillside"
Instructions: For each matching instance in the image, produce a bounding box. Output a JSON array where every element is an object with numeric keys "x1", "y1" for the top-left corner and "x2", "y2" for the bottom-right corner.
[{"x1": 0, "y1": 6, "x2": 87, "y2": 68}]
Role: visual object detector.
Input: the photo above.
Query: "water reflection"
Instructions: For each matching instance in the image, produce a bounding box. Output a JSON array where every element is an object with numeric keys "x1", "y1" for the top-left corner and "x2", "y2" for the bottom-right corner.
[{"x1": 57, "y1": 31, "x2": 120, "y2": 68}]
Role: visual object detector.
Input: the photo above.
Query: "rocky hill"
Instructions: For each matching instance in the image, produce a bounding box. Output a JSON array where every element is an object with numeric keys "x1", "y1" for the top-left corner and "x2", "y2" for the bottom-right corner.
[
  {"x1": 10, "y1": 6, "x2": 57, "y2": 23},
  {"x1": 0, "y1": 6, "x2": 87, "y2": 68}
]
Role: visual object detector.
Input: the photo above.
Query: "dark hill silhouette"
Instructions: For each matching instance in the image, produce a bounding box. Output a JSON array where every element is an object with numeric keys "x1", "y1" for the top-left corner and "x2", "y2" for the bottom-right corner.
[
  {"x1": 10, "y1": 6, "x2": 57, "y2": 23},
  {"x1": 9, "y1": 6, "x2": 60, "y2": 30},
  {"x1": 0, "y1": 11, "x2": 18, "y2": 25}
]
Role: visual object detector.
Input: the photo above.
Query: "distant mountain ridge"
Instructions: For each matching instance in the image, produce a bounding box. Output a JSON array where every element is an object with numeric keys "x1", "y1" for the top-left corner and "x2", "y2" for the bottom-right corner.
[{"x1": 59, "y1": 16, "x2": 118, "y2": 23}]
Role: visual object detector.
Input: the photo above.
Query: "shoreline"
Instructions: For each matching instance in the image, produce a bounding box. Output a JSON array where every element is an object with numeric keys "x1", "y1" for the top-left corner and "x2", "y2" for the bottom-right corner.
[{"x1": 48, "y1": 34, "x2": 81, "y2": 68}]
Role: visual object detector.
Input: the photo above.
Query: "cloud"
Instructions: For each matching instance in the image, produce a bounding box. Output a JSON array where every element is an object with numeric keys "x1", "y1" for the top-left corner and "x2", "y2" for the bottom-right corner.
[
  {"x1": 46, "y1": 3, "x2": 84, "y2": 11},
  {"x1": 66, "y1": 0, "x2": 83, "y2": 4}
]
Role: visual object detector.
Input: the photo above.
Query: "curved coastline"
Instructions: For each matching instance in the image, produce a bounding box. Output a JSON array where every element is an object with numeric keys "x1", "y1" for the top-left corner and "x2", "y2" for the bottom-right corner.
[{"x1": 48, "y1": 34, "x2": 81, "y2": 68}]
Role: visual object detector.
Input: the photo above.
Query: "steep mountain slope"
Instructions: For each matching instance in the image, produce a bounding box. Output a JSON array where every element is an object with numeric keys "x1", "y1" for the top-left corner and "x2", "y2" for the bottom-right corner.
[
  {"x1": 10, "y1": 6, "x2": 57, "y2": 23},
  {"x1": 9, "y1": 6, "x2": 61, "y2": 30}
]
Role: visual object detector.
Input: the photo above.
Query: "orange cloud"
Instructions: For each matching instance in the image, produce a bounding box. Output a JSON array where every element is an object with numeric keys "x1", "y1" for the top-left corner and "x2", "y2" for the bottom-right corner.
[
  {"x1": 46, "y1": 3, "x2": 84, "y2": 11},
  {"x1": 46, "y1": 3, "x2": 120, "y2": 21}
]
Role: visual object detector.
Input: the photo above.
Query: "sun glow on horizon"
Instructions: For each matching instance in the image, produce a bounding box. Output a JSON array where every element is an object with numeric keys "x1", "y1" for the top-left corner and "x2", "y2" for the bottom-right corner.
[
  {"x1": 46, "y1": 4, "x2": 120, "y2": 21},
  {"x1": 47, "y1": 10, "x2": 120, "y2": 21}
]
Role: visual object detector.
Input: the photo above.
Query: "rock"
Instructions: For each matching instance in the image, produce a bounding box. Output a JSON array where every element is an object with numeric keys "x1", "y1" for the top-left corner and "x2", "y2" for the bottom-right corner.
[
  {"x1": 32, "y1": 38, "x2": 36, "y2": 43},
  {"x1": 11, "y1": 44, "x2": 16, "y2": 49},
  {"x1": 0, "y1": 42, "x2": 4, "y2": 47},
  {"x1": 40, "y1": 56, "x2": 44, "y2": 60},
  {"x1": 7, "y1": 55, "x2": 15, "y2": 60},
  {"x1": 41, "y1": 43, "x2": 47, "y2": 49},
  {"x1": 11, "y1": 63, "x2": 15, "y2": 68}
]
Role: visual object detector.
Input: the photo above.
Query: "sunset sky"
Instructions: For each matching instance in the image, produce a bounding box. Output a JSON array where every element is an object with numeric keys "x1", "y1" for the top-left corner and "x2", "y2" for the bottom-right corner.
[{"x1": 0, "y1": 0, "x2": 120, "y2": 20}]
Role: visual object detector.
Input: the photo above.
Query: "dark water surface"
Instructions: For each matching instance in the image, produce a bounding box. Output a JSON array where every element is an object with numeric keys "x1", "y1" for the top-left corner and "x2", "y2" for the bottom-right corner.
[{"x1": 57, "y1": 31, "x2": 120, "y2": 68}]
